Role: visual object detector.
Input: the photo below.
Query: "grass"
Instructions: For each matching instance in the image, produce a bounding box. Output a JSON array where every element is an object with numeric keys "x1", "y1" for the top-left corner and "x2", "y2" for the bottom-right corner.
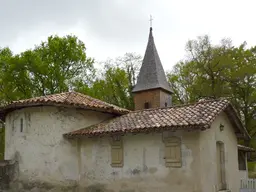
[
  {"x1": 248, "y1": 162, "x2": 256, "y2": 172},
  {"x1": 248, "y1": 162, "x2": 256, "y2": 178},
  {"x1": 249, "y1": 172, "x2": 256, "y2": 178}
]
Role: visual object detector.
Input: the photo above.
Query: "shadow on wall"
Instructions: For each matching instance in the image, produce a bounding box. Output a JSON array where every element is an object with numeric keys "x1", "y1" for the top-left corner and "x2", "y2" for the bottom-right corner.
[
  {"x1": 0, "y1": 159, "x2": 18, "y2": 190},
  {"x1": 0, "y1": 126, "x2": 4, "y2": 160}
]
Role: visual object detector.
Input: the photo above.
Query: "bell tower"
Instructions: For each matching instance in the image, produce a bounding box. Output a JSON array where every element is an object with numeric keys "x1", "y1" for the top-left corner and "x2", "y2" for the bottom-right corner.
[{"x1": 132, "y1": 27, "x2": 172, "y2": 110}]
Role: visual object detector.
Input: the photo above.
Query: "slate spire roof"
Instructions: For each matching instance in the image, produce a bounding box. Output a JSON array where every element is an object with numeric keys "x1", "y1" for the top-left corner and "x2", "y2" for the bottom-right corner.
[{"x1": 132, "y1": 27, "x2": 172, "y2": 93}]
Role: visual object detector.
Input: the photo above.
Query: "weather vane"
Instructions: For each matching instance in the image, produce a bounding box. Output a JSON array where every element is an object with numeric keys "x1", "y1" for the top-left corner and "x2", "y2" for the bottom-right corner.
[{"x1": 149, "y1": 15, "x2": 153, "y2": 28}]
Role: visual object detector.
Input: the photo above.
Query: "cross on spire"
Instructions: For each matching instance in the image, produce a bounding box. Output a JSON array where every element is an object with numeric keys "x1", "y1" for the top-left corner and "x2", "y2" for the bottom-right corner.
[{"x1": 149, "y1": 15, "x2": 153, "y2": 28}]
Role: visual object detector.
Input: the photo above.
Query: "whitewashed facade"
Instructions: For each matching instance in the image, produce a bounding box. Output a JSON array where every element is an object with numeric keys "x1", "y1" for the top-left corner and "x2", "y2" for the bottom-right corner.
[{"x1": 4, "y1": 106, "x2": 246, "y2": 192}]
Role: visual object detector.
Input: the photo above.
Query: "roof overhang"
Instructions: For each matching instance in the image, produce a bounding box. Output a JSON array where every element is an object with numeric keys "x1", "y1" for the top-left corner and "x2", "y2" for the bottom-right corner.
[
  {"x1": 132, "y1": 86, "x2": 173, "y2": 94},
  {"x1": 238, "y1": 144, "x2": 255, "y2": 152},
  {"x1": 224, "y1": 104, "x2": 250, "y2": 140},
  {"x1": 0, "y1": 100, "x2": 129, "y2": 121},
  {"x1": 0, "y1": 92, "x2": 131, "y2": 122}
]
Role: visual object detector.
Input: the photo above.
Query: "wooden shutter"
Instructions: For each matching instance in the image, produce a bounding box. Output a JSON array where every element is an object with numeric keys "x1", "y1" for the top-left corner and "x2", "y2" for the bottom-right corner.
[
  {"x1": 111, "y1": 138, "x2": 123, "y2": 167},
  {"x1": 164, "y1": 137, "x2": 182, "y2": 167}
]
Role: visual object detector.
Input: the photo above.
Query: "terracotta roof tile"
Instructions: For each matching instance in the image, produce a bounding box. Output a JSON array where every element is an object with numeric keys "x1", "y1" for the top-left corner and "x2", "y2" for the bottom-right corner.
[
  {"x1": 0, "y1": 92, "x2": 129, "y2": 118},
  {"x1": 64, "y1": 98, "x2": 249, "y2": 137}
]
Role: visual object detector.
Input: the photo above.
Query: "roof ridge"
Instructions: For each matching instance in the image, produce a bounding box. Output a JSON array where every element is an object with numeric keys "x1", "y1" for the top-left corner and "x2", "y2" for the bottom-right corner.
[
  {"x1": 64, "y1": 91, "x2": 74, "y2": 103},
  {"x1": 76, "y1": 92, "x2": 120, "y2": 109},
  {"x1": 11, "y1": 91, "x2": 128, "y2": 111},
  {"x1": 131, "y1": 98, "x2": 230, "y2": 113},
  {"x1": 13, "y1": 91, "x2": 72, "y2": 101},
  {"x1": 1, "y1": 91, "x2": 130, "y2": 119}
]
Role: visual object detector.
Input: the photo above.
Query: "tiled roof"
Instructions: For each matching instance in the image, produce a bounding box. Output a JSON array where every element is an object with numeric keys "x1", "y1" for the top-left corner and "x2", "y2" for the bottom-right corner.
[
  {"x1": 0, "y1": 92, "x2": 129, "y2": 118},
  {"x1": 132, "y1": 27, "x2": 172, "y2": 93},
  {"x1": 64, "y1": 98, "x2": 249, "y2": 138},
  {"x1": 238, "y1": 144, "x2": 255, "y2": 152}
]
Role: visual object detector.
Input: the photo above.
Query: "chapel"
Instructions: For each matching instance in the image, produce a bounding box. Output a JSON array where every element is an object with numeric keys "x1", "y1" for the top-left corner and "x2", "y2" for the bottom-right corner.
[{"x1": 0, "y1": 27, "x2": 253, "y2": 192}]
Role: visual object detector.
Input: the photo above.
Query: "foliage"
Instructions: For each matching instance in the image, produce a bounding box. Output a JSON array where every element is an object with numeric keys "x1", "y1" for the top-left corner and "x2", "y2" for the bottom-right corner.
[
  {"x1": 74, "y1": 53, "x2": 142, "y2": 109},
  {"x1": 0, "y1": 35, "x2": 94, "y2": 103},
  {"x1": 167, "y1": 35, "x2": 256, "y2": 138},
  {"x1": 227, "y1": 44, "x2": 256, "y2": 136},
  {"x1": 167, "y1": 36, "x2": 232, "y2": 103},
  {"x1": 248, "y1": 161, "x2": 256, "y2": 178}
]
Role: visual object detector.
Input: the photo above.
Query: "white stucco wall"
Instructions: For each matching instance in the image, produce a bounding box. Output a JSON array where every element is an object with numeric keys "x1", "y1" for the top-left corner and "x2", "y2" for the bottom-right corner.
[
  {"x1": 4, "y1": 106, "x2": 113, "y2": 186},
  {"x1": 200, "y1": 112, "x2": 240, "y2": 192},
  {"x1": 78, "y1": 131, "x2": 202, "y2": 192},
  {"x1": 4, "y1": 106, "x2": 242, "y2": 192}
]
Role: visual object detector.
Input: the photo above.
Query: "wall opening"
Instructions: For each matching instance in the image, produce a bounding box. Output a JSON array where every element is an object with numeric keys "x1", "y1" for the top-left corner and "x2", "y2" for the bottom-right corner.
[
  {"x1": 216, "y1": 141, "x2": 226, "y2": 190},
  {"x1": 238, "y1": 150, "x2": 246, "y2": 170},
  {"x1": 20, "y1": 118, "x2": 23, "y2": 133},
  {"x1": 144, "y1": 102, "x2": 150, "y2": 109}
]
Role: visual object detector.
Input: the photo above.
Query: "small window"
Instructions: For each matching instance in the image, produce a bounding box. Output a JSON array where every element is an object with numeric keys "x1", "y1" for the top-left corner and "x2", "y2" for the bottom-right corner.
[
  {"x1": 20, "y1": 118, "x2": 23, "y2": 132},
  {"x1": 144, "y1": 102, "x2": 150, "y2": 109},
  {"x1": 164, "y1": 136, "x2": 182, "y2": 167},
  {"x1": 165, "y1": 102, "x2": 168, "y2": 107},
  {"x1": 110, "y1": 137, "x2": 123, "y2": 167},
  {"x1": 238, "y1": 150, "x2": 246, "y2": 170}
]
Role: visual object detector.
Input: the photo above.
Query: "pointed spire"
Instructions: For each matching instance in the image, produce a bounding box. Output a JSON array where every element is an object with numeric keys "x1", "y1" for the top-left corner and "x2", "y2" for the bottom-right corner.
[{"x1": 132, "y1": 28, "x2": 172, "y2": 93}]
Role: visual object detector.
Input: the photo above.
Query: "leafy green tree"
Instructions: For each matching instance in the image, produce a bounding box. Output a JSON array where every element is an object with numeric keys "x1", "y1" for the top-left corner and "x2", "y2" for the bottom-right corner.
[
  {"x1": 167, "y1": 61, "x2": 200, "y2": 104},
  {"x1": 0, "y1": 35, "x2": 94, "y2": 103},
  {"x1": 186, "y1": 36, "x2": 232, "y2": 99},
  {"x1": 22, "y1": 35, "x2": 94, "y2": 96},
  {"x1": 0, "y1": 48, "x2": 32, "y2": 103},
  {"x1": 168, "y1": 35, "x2": 256, "y2": 138},
  {"x1": 0, "y1": 47, "x2": 15, "y2": 103},
  {"x1": 74, "y1": 53, "x2": 142, "y2": 109},
  {"x1": 226, "y1": 43, "x2": 256, "y2": 136},
  {"x1": 93, "y1": 67, "x2": 131, "y2": 108}
]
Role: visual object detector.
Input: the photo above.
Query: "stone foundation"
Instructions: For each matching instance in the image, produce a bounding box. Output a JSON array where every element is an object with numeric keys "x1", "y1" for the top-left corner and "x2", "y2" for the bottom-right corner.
[{"x1": 5, "y1": 180, "x2": 78, "y2": 192}]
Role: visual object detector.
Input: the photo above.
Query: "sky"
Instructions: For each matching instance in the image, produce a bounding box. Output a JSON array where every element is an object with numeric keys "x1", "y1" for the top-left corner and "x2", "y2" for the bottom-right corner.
[{"x1": 1, "y1": 0, "x2": 256, "y2": 71}]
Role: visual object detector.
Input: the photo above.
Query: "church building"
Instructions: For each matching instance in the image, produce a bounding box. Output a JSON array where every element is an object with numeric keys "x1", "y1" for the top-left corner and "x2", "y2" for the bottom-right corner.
[{"x1": 0, "y1": 27, "x2": 253, "y2": 192}]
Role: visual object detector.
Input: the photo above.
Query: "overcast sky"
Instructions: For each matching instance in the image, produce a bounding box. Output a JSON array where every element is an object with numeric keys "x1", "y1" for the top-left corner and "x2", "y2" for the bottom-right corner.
[{"x1": 1, "y1": 0, "x2": 256, "y2": 71}]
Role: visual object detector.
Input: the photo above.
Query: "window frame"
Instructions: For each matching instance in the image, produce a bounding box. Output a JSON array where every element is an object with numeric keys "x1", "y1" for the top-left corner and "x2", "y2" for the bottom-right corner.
[
  {"x1": 163, "y1": 136, "x2": 182, "y2": 168},
  {"x1": 110, "y1": 136, "x2": 123, "y2": 167},
  {"x1": 144, "y1": 102, "x2": 150, "y2": 109},
  {"x1": 238, "y1": 150, "x2": 247, "y2": 171},
  {"x1": 20, "y1": 118, "x2": 23, "y2": 133}
]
